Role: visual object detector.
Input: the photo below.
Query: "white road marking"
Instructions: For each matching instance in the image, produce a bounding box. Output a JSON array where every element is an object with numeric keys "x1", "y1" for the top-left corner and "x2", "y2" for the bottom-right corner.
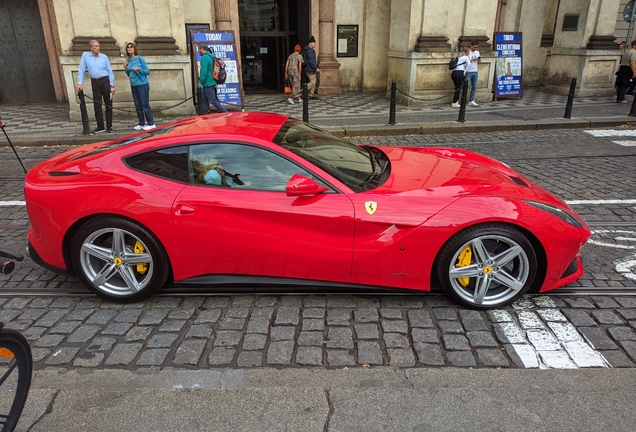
[
  {"x1": 498, "y1": 300, "x2": 610, "y2": 369},
  {"x1": 615, "y1": 255, "x2": 636, "y2": 281},
  {"x1": 584, "y1": 129, "x2": 636, "y2": 137},
  {"x1": 611, "y1": 141, "x2": 636, "y2": 147},
  {"x1": 588, "y1": 230, "x2": 636, "y2": 250},
  {"x1": 565, "y1": 199, "x2": 636, "y2": 205},
  {"x1": 0, "y1": 201, "x2": 26, "y2": 206},
  {"x1": 510, "y1": 344, "x2": 539, "y2": 368}
]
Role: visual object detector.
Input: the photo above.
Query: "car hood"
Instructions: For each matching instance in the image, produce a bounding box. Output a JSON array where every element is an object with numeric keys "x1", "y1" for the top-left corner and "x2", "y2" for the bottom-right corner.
[{"x1": 374, "y1": 146, "x2": 565, "y2": 206}]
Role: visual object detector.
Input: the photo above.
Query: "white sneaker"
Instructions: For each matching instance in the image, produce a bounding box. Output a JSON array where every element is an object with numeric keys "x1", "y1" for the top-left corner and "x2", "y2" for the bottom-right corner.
[
  {"x1": 469, "y1": 101, "x2": 479, "y2": 106},
  {"x1": 134, "y1": 125, "x2": 144, "y2": 130},
  {"x1": 287, "y1": 98, "x2": 294, "y2": 105},
  {"x1": 451, "y1": 102, "x2": 460, "y2": 108},
  {"x1": 143, "y1": 124, "x2": 156, "y2": 131}
]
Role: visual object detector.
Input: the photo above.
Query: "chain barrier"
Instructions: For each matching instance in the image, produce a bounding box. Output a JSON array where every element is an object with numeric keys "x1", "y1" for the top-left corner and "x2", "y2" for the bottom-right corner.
[
  {"x1": 81, "y1": 93, "x2": 195, "y2": 114},
  {"x1": 395, "y1": 87, "x2": 461, "y2": 102},
  {"x1": 305, "y1": 90, "x2": 392, "y2": 109}
]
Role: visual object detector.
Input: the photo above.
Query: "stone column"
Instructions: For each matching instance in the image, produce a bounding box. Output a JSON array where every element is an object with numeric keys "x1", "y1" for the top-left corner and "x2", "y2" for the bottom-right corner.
[
  {"x1": 546, "y1": 0, "x2": 621, "y2": 96},
  {"x1": 214, "y1": 0, "x2": 232, "y2": 30},
  {"x1": 316, "y1": 0, "x2": 341, "y2": 94}
]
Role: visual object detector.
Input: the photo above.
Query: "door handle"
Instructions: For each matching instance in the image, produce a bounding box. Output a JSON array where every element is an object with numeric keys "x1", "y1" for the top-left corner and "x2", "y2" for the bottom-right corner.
[{"x1": 175, "y1": 204, "x2": 195, "y2": 215}]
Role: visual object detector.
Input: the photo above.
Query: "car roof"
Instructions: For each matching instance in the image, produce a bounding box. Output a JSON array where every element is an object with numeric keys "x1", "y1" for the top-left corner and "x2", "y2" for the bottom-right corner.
[{"x1": 152, "y1": 112, "x2": 290, "y2": 142}]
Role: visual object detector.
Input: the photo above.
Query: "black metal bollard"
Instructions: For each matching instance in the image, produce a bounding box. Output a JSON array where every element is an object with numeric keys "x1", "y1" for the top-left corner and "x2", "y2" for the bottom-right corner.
[
  {"x1": 563, "y1": 77, "x2": 576, "y2": 119},
  {"x1": 197, "y1": 86, "x2": 208, "y2": 115},
  {"x1": 457, "y1": 79, "x2": 468, "y2": 123},
  {"x1": 77, "y1": 90, "x2": 91, "y2": 135},
  {"x1": 303, "y1": 83, "x2": 309, "y2": 122},
  {"x1": 629, "y1": 90, "x2": 636, "y2": 117},
  {"x1": 388, "y1": 81, "x2": 397, "y2": 125}
]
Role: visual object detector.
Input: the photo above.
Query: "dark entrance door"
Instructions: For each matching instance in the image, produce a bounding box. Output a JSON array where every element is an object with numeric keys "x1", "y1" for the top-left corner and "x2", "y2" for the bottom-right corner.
[
  {"x1": 0, "y1": 0, "x2": 56, "y2": 104},
  {"x1": 238, "y1": 0, "x2": 309, "y2": 93}
]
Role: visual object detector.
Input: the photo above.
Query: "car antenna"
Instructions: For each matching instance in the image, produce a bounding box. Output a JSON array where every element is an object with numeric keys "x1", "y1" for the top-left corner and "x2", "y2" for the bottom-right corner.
[{"x1": 0, "y1": 116, "x2": 27, "y2": 174}]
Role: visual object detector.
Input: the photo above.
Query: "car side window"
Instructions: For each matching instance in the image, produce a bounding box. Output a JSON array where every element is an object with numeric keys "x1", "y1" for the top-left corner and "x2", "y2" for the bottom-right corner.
[
  {"x1": 189, "y1": 143, "x2": 321, "y2": 191},
  {"x1": 125, "y1": 146, "x2": 189, "y2": 183}
]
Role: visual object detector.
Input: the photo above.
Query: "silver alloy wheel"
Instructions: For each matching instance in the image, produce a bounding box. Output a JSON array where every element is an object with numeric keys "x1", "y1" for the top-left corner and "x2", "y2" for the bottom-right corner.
[
  {"x1": 447, "y1": 234, "x2": 530, "y2": 307},
  {"x1": 79, "y1": 227, "x2": 154, "y2": 297}
]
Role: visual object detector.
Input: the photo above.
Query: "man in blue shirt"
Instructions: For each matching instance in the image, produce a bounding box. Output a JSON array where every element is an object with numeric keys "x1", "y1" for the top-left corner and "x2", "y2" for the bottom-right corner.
[
  {"x1": 76, "y1": 40, "x2": 115, "y2": 133},
  {"x1": 303, "y1": 36, "x2": 320, "y2": 100}
]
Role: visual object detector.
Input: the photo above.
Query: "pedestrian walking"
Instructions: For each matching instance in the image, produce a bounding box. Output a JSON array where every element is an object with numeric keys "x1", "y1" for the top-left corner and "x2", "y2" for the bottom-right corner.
[
  {"x1": 124, "y1": 42, "x2": 156, "y2": 131},
  {"x1": 303, "y1": 36, "x2": 320, "y2": 100},
  {"x1": 616, "y1": 40, "x2": 636, "y2": 104},
  {"x1": 76, "y1": 39, "x2": 115, "y2": 133},
  {"x1": 197, "y1": 42, "x2": 228, "y2": 114},
  {"x1": 466, "y1": 40, "x2": 481, "y2": 106},
  {"x1": 285, "y1": 44, "x2": 304, "y2": 104},
  {"x1": 450, "y1": 47, "x2": 470, "y2": 108}
]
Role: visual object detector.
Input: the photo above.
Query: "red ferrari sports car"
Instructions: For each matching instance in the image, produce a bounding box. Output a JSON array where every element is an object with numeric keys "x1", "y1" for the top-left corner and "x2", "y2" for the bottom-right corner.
[{"x1": 25, "y1": 112, "x2": 590, "y2": 309}]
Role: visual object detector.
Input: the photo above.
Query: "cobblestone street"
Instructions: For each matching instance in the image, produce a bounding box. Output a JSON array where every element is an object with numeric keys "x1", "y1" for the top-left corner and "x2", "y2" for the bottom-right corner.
[
  {"x1": 2, "y1": 294, "x2": 636, "y2": 370},
  {"x1": 1, "y1": 126, "x2": 636, "y2": 373}
]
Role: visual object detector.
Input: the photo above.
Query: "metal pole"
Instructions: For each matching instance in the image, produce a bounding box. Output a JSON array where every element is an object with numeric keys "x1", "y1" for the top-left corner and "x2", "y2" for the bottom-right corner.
[
  {"x1": 457, "y1": 79, "x2": 468, "y2": 123},
  {"x1": 302, "y1": 83, "x2": 309, "y2": 123},
  {"x1": 563, "y1": 77, "x2": 576, "y2": 119},
  {"x1": 388, "y1": 81, "x2": 397, "y2": 125},
  {"x1": 629, "y1": 91, "x2": 636, "y2": 117},
  {"x1": 0, "y1": 124, "x2": 27, "y2": 174},
  {"x1": 77, "y1": 90, "x2": 92, "y2": 135},
  {"x1": 197, "y1": 86, "x2": 207, "y2": 115}
]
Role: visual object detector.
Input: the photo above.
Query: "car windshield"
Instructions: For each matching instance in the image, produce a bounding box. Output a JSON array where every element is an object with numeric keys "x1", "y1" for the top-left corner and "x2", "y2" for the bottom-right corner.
[{"x1": 273, "y1": 119, "x2": 377, "y2": 192}]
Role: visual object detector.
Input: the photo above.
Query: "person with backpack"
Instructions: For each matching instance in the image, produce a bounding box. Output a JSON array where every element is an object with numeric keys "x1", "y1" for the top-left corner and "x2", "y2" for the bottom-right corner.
[
  {"x1": 303, "y1": 36, "x2": 320, "y2": 100},
  {"x1": 450, "y1": 47, "x2": 470, "y2": 108},
  {"x1": 197, "y1": 42, "x2": 228, "y2": 114},
  {"x1": 123, "y1": 42, "x2": 156, "y2": 130}
]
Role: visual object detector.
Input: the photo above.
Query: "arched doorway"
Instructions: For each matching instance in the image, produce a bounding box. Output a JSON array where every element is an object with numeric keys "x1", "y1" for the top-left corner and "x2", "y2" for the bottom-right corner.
[{"x1": 238, "y1": 0, "x2": 310, "y2": 93}]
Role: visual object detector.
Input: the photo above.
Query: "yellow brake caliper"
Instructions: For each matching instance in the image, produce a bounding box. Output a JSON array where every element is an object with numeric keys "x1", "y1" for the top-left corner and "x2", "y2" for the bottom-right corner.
[
  {"x1": 134, "y1": 241, "x2": 148, "y2": 274},
  {"x1": 456, "y1": 245, "x2": 472, "y2": 287}
]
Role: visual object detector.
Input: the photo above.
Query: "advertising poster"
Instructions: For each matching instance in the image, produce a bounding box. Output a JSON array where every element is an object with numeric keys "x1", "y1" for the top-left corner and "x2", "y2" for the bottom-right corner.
[
  {"x1": 494, "y1": 32, "x2": 522, "y2": 99},
  {"x1": 190, "y1": 30, "x2": 243, "y2": 109}
]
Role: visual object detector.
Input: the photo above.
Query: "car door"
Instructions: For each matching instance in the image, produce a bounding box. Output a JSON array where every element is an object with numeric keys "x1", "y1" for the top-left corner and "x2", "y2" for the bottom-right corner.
[{"x1": 171, "y1": 142, "x2": 355, "y2": 283}]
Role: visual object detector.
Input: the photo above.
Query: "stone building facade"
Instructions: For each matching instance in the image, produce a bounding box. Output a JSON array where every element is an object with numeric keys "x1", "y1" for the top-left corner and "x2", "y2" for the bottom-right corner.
[{"x1": 0, "y1": 0, "x2": 625, "y2": 115}]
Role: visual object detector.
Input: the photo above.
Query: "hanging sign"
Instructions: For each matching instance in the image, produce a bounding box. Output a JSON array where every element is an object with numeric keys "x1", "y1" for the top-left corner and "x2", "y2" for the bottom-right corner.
[
  {"x1": 494, "y1": 32, "x2": 522, "y2": 99},
  {"x1": 190, "y1": 30, "x2": 243, "y2": 109}
]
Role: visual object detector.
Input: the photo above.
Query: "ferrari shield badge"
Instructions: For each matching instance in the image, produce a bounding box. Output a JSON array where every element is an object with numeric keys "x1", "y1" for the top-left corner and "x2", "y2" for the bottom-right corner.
[{"x1": 365, "y1": 201, "x2": 377, "y2": 215}]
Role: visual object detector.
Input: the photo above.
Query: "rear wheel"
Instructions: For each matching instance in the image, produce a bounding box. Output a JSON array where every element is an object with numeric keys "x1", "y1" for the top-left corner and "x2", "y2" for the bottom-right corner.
[
  {"x1": 71, "y1": 217, "x2": 170, "y2": 302},
  {"x1": 436, "y1": 224, "x2": 537, "y2": 309}
]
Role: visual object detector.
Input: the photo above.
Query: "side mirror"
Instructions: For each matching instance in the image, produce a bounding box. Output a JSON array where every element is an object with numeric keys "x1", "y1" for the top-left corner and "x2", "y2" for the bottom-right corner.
[{"x1": 286, "y1": 174, "x2": 328, "y2": 196}]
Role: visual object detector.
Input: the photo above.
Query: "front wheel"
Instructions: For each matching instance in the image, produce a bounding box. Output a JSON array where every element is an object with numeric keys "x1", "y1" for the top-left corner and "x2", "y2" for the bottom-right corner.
[
  {"x1": 71, "y1": 217, "x2": 170, "y2": 303},
  {"x1": 436, "y1": 224, "x2": 538, "y2": 309}
]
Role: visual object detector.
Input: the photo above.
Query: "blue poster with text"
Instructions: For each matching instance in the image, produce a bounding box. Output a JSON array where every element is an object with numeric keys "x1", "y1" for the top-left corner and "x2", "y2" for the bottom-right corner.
[
  {"x1": 494, "y1": 33, "x2": 522, "y2": 98},
  {"x1": 191, "y1": 30, "x2": 243, "y2": 109}
]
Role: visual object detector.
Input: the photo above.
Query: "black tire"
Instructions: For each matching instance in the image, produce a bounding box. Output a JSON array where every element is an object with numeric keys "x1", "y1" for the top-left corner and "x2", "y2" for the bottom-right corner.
[
  {"x1": 70, "y1": 217, "x2": 170, "y2": 303},
  {"x1": 0, "y1": 327, "x2": 32, "y2": 432},
  {"x1": 435, "y1": 223, "x2": 537, "y2": 309}
]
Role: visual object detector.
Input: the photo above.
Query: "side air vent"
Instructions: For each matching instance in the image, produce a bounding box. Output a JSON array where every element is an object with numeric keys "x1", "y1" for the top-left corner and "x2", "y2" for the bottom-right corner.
[
  {"x1": 510, "y1": 176, "x2": 528, "y2": 186},
  {"x1": 48, "y1": 172, "x2": 80, "y2": 177}
]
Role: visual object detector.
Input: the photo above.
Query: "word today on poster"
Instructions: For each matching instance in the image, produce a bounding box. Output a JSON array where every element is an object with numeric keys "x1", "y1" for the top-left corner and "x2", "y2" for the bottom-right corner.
[
  {"x1": 190, "y1": 30, "x2": 243, "y2": 109},
  {"x1": 494, "y1": 32, "x2": 522, "y2": 98}
]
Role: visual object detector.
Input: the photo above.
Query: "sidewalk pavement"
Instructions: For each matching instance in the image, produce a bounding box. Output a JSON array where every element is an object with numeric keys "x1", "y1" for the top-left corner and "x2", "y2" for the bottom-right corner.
[
  {"x1": 1, "y1": 86, "x2": 636, "y2": 146},
  {"x1": 12, "y1": 368, "x2": 636, "y2": 431}
]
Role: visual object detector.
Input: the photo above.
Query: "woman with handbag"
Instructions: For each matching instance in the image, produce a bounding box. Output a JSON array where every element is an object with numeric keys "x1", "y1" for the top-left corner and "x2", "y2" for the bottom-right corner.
[
  {"x1": 285, "y1": 44, "x2": 304, "y2": 105},
  {"x1": 450, "y1": 47, "x2": 470, "y2": 108}
]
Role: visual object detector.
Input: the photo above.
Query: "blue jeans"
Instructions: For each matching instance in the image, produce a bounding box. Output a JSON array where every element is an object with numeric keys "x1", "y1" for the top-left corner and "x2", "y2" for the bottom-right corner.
[
  {"x1": 131, "y1": 84, "x2": 154, "y2": 126},
  {"x1": 202, "y1": 86, "x2": 227, "y2": 113},
  {"x1": 466, "y1": 71, "x2": 478, "y2": 102}
]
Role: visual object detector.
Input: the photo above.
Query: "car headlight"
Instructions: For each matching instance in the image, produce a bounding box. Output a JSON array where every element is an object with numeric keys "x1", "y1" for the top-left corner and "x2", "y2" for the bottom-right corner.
[{"x1": 526, "y1": 201, "x2": 583, "y2": 228}]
